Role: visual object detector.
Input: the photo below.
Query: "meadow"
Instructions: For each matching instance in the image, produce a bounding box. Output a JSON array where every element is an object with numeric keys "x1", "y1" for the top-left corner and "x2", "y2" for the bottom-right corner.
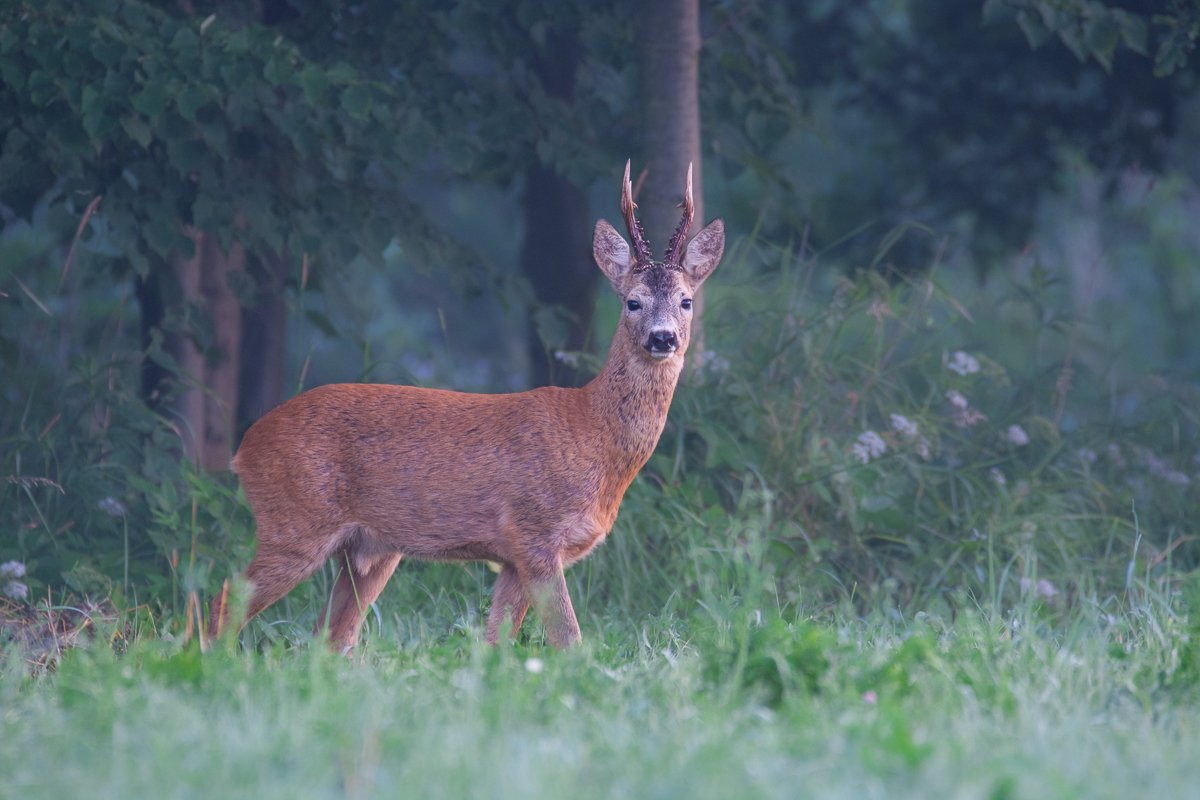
[
  {"x1": 3, "y1": 593, "x2": 1198, "y2": 798},
  {"x1": 3, "y1": 233, "x2": 1198, "y2": 798}
]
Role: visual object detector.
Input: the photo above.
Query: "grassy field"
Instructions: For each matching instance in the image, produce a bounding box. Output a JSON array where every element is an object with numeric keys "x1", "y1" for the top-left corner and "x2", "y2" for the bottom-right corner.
[
  {"x1": 3, "y1": 236, "x2": 1197, "y2": 798},
  {"x1": 3, "y1": 583, "x2": 1198, "y2": 799}
]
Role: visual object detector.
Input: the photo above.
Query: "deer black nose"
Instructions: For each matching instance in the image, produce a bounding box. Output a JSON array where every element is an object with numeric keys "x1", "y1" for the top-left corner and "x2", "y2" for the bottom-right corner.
[{"x1": 647, "y1": 330, "x2": 678, "y2": 354}]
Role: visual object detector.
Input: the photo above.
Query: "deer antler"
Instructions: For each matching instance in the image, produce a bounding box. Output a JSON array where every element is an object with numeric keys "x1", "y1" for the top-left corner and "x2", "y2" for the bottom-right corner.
[
  {"x1": 621, "y1": 160, "x2": 654, "y2": 267},
  {"x1": 663, "y1": 163, "x2": 694, "y2": 266}
]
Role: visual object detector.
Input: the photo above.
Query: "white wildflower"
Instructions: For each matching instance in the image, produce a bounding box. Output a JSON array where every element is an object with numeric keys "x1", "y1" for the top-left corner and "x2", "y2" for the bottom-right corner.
[
  {"x1": 1076, "y1": 448, "x2": 1097, "y2": 465},
  {"x1": 867, "y1": 299, "x2": 891, "y2": 324},
  {"x1": 851, "y1": 431, "x2": 887, "y2": 464},
  {"x1": 1105, "y1": 443, "x2": 1126, "y2": 468},
  {"x1": 947, "y1": 350, "x2": 980, "y2": 376},
  {"x1": 98, "y1": 496, "x2": 127, "y2": 517},
  {"x1": 888, "y1": 414, "x2": 928, "y2": 457},
  {"x1": 945, "y1": 390, "x2": 985, "y2": 428},
  {"x1": 1020, "y1": 577, "x2": 1059, "y2": 601},
  {"x1": 1163, "y1": 470, "x2": 1191, "y2": 486},
  {"x1": 553, "y1": 350, "x2": 580, "y2": 367},
  {"x1": 889, "y1": 413, "x2": 919, "y2": 439},
  {"x1": 524, "y1": 658, "x2": 545, "y2": 675},
  {"x1": 1136, "y1": 446, "x2": 1192, "y2": 486},
  {"x1": 989, "y1": 467, "x2": 1007, "y2": 487},
  {"x1": 1006, "y1": 425, "x2": 1030, "y2": 447},
  {"x1": 1, "y1": 564, "x2": 28, "y2": 600}
]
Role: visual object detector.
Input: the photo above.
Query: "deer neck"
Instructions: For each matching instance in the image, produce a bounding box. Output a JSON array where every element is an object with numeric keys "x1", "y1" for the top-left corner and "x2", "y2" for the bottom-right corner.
[{"x1": 583, "y1": 330, "x2": 684, "y2": 475}]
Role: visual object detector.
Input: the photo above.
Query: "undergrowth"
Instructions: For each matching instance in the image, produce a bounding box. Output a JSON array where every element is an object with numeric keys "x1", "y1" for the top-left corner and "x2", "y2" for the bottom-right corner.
[{"x1": 1, "y1": 222, "x2": 1197, "y2": 644}]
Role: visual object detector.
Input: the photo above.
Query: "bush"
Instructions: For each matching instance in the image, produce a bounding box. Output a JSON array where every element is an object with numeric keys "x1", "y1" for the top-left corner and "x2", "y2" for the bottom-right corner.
[
  {"x1": 2, "y1": 214, "x2": 1196, "y2": 639},
  {"x1": 587, "y1": 228, "x2": 1198, "y2": 622}
]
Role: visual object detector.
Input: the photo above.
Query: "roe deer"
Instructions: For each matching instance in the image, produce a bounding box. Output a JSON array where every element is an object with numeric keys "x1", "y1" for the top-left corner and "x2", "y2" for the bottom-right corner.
[{"x1": 211, "y1": 162, "x2": 725, "y2": 651}]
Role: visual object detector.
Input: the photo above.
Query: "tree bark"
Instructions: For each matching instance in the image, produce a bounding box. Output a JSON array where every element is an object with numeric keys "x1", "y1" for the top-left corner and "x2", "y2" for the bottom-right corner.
[
  {"x1": 522, "y1": 165, "x2": 595, "y2": 387},
  {"x1": 167, "y1": 229, "x2": 245, "y2": 472},
  {"x1": 520, "y1": 28, "x2": 596, "y2": 387},
  {"x1": 636, "y1": 0, "x2": 707, "y2": 364},
  {"x1": 237, "y1": 250, "x2": 288, "y2": 433}
]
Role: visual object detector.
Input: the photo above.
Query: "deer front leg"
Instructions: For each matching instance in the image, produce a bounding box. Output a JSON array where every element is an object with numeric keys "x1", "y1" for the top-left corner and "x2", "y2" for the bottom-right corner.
[
  {"x1": 486, "y1": 564, "x2": 529, "y2": 644},
  {"x1": 522, "y1": 556, "x2": 581, "y2": 648}
]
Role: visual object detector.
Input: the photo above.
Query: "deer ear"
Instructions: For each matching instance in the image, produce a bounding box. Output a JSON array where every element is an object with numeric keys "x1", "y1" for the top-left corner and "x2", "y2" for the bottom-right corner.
[
  {"x1": 682, "y1": 219, "x2": 725, "y2": 287},
  {"x1": 593, "y1": 219, "x2": 632, "y2": 288}
]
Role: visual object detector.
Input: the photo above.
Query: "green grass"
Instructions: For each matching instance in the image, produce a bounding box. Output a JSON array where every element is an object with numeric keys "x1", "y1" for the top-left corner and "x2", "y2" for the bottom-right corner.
[
  {"x1": 3, "y1": 593, "x2": 1198, "y2": 799},
  {"x1": 3, "y1": 220, "x2": 1198, "y2": 798}
]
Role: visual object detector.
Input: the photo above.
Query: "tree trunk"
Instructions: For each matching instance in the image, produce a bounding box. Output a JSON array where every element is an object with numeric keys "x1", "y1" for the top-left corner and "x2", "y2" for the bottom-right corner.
[
  {"x1": 520, "y1": 28, "x2": 596, "y2": 387},
  {"x1": 636, "y1": 0, "x2": 707, "y2": 364},
  {"x1": 230, "y1": 0, "x2": 295, "y2": 430},
  {"x1": 167, "y1": 229, "x2": 245, "y2": 472},
  {"x1": 238, "y1": 250, "x2": 288, "y2": 433},
  {"x1": 522, "y1": 165, "x2": 595, "y2": 387},
  {"x1": 136, "y1": 270, "x2": 169, "y2": 407}
]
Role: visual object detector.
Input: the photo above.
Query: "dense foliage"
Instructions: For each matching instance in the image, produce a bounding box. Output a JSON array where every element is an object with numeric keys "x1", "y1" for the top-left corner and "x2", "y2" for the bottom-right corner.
[{"x1": 1, "y1": 0, "x2": 1197, "y2": 639}]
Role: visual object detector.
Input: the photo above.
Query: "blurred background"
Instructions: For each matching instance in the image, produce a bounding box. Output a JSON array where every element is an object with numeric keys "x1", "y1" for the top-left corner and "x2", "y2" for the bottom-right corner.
[{"x1": 1, "y1": 0, "x2": 1197, "y2": 634}]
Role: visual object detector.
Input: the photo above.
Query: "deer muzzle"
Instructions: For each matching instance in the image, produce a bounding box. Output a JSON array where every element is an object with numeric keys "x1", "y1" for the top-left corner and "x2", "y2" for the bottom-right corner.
[{"x1": 645, "y1": 329, "x2": 679, "y2": 358}]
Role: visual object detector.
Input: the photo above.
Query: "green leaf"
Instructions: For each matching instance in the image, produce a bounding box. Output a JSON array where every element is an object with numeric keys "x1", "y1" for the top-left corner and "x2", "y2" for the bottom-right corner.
[
  {"x1": 170, "y1": 26, "x2": 199, "y2": 59},
  {"x1": 1015, "y1": 10, "x2": 1053, "y2": 48},
  {"x1": 196, "y1": 115, "x2": 230, "y2": 160},
  {"x1": 120, "y1": 115, "x2": 153, "y2": 149},
  {"x1": 143, "y1": 209, "x2": 181, "y2": 258},
  {"x1": 1084, "y1": 14, "x2": 1120, "y2": 72},
  {"x1": 27, "y1": 70, "x2": 57, "y2": 106},
  {"x1": 192, "y1": 191, "x2": 227, "y2": 231},
  {"x1": 80, "y1": 85, "x2": 105, "y2": 138},
  {"x1": 340, "y1": 84, "x2": 373, "y2": 120},
  {"x1": 861, "y1": 494, "x2": 895, "y2": 513},
  {"x1": 326, "y1": 61, "x2": 357, "y2": 83},
  {"x1": 1115, "y1": 11, "x2": 1148, "y2": 56},
  {"x1": 166, "y1": 137, "x2": 208, "y2": 174},
  {"x1": 131, "y1": 78, "x2": 170, "y2": 119},
  {"x1": 263, "y1": 54, "x2": 293, "y2": 86},
  {"x1": 298, "y1": 64, "x2": 330, "y2": 104},
  {"x1": 176, "y1": 85, "x2": 207, "y2": 122}
]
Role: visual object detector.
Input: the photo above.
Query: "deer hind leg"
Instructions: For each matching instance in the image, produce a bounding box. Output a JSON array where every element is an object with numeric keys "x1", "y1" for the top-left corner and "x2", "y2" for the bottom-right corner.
[
  {"x1": 316, "y1": 550, "x2": 402, "y2": 652},
  {"x1": 485, "y1": 564, "x2": 530, "y2": 644},
  {"x1": 521, "y1": 556, "x2": 581, "y2": 648},
  {"x1": 229, "y1": 522, "x2": 346, "y2": 634}
]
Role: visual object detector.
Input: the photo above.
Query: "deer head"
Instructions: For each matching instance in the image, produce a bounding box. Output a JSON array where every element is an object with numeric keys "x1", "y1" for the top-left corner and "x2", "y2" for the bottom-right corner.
[{"x1": 592, "y1": 161, "x2": 725, "y2": 363}]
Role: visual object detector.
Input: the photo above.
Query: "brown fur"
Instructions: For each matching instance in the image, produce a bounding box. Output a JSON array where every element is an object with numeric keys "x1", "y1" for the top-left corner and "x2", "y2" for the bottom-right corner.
[{"x1": 212, "y1": 195, "x2": 725, "y2": 652}]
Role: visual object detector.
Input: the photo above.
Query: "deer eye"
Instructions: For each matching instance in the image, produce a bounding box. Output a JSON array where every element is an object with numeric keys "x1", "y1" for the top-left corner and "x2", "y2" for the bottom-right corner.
[
  {"x1": 626, "y1": 299, "x2": 642, "y2": 312},
  {"x1": 681, "y1": 298, "x2": 693, "y2": 311}
]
